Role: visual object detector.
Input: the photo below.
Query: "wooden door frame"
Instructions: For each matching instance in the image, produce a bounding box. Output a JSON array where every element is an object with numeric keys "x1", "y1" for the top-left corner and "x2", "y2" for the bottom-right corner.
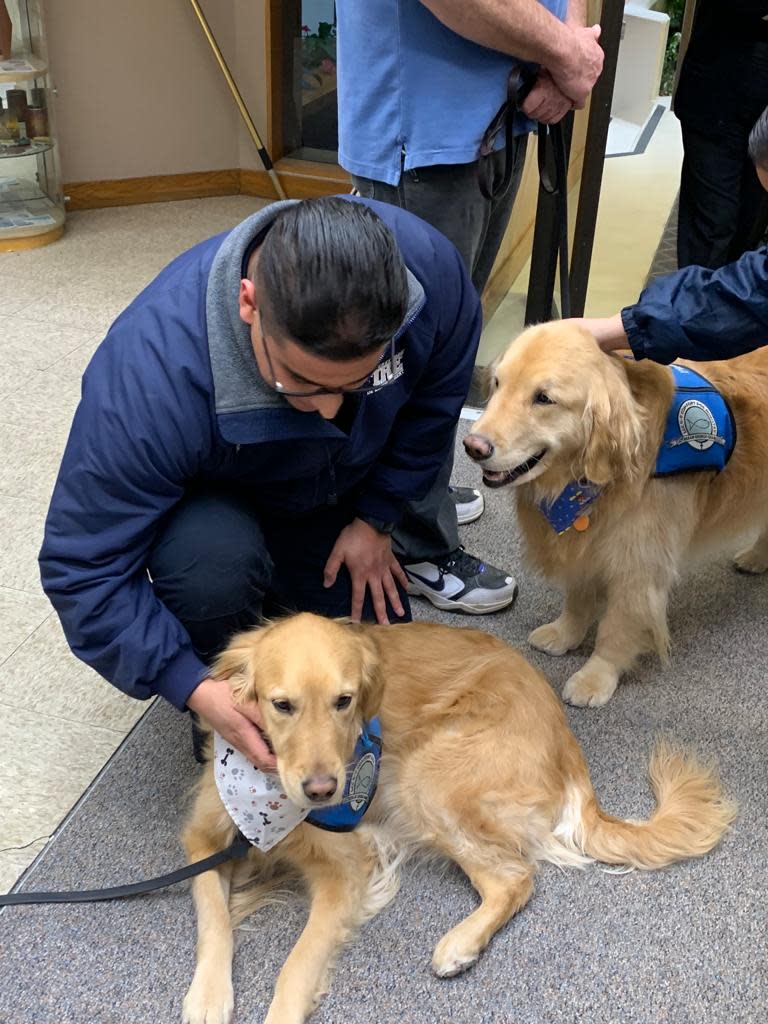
[{"x1": 265, "y1": 0, "x2": 348, "y2": 195}]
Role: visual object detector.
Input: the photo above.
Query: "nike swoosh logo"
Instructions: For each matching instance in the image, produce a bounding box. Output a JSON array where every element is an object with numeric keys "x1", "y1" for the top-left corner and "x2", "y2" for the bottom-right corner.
[{"x1": 405, "y1": 569, "x2": 445, "y2": 592}]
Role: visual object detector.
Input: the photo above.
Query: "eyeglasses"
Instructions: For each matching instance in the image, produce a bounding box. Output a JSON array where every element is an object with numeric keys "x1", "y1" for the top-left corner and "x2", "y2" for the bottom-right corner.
[{"x1": 257, "y1": 313, "x2": 400, "y2": 398}]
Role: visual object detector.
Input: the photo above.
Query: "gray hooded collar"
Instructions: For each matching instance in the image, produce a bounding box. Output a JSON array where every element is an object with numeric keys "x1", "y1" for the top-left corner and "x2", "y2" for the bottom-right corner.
[{"x1": 205, "y1": 200, "x2": 426, "y2": 420}]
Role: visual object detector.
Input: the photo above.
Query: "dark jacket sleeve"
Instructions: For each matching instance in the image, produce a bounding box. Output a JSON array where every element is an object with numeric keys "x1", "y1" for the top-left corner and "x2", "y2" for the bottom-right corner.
[
  {"x1": 355, "y1": 230, "x2": 481, "y2": 525},
  {"x1": 622, "y1": 247, "x2": 768, "y2": 364},
  {"x1": 39, "y1": 327, "x2": 214, "y2": 710}
]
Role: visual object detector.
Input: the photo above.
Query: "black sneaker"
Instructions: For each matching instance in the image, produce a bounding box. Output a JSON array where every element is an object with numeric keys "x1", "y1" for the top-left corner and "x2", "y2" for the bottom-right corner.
[
  {"x1": 404, "y1": 547, "x2": 518, "y2": 614},
  {"x1": 449, "y1": 485, "x2": 485, "y2": 525}
]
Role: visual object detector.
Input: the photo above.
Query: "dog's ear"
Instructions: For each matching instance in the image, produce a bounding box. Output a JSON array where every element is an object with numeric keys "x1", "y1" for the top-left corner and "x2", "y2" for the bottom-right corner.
[
  {"x1": 580, "y1": 362, "x2": 644, "y2": 484},
  {"x1": 356, "y1": 629, "x2": 384, "y2": 720},
  {"x1": 211, "y1": 626, "x2": 267, "y2": 703}
]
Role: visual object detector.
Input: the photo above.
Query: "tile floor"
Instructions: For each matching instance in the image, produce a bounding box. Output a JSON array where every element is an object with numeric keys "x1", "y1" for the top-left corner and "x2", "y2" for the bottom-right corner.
[{"x1": 0, "y1": 134, "x2": 682, "y2": 892}]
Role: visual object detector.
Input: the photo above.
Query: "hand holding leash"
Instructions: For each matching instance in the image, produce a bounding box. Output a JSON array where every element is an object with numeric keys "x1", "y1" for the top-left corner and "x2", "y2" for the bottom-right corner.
[
  {"x1": 551, "y1": 24, "x2": 604, "y2": 107},
  {"x1": 521, "y1": 68, "x2": 574, "y2": 124}
]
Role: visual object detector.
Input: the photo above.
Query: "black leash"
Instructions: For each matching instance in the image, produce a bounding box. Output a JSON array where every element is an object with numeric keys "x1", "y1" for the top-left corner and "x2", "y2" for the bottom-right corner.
[
  {"x1": 0, "y1": 832, "x2": 251, "y2": 908},
  {"x1": 537, "y1": 121, "x2": 571, "y2": 318},
  {"x1": 477, "y1": 68, "x2": 571, "y2": 318},
  {"x1": 477, "y1": 67, "x2": 536, "y2": 202}
]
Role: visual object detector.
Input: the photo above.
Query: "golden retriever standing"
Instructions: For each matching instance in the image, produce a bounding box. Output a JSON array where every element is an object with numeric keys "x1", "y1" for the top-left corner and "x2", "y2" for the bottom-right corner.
[
  {"x1": 464, "y1": 322, "x2": 768, "y2": 706},
  {"x1": 182, "y1": 613, "x2": 735, "y2": 1024}
]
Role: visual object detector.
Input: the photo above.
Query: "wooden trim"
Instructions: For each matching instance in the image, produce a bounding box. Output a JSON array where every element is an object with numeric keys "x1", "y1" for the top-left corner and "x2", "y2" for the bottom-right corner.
[
  {"x1": 241, "y1": 158, "x2": 349, "y2": 199},
  {"x1": 63, "y1": 161, "x2": 350, "y2": 211},
  {"x1": 64, "y1": 170, "x2": 241, "y2": 210}
]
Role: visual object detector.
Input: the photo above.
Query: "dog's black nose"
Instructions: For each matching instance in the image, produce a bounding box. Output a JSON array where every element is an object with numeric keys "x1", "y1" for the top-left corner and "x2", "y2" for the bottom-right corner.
[
  {"x1": 463, "y1": 433, "x2": 494, "y2": 461},
  {"x1": 302, "y1": 774, "x2": 338, "y2": 801}
]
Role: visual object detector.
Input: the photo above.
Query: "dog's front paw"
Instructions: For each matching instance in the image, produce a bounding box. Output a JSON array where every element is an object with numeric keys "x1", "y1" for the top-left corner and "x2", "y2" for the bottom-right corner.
[
  {"x1": 734, "y1": 545, "x2": 768, "y2": 574},
  {"x1": 182, "y1": 971, "x2": 234, "y2": 1024},
  {"x1": 431, "y1": 928, "x2": 481, "y2": 978},
  {"x1": 529, "y1": 619, "x2": 581, "y2": 657},
  {"x1": 563, "y1": 663, "x2": 618, "y2": 708}
]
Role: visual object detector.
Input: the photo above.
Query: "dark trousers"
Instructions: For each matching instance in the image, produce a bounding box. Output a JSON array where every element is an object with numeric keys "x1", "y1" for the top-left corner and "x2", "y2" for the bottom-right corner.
[
  {"x1": 678, "y1": 123, "x2": 768, "y2": 270},
  {"x1": 352, "y1": 142, "x2": 528, "y2": 561},
  {"x1": 676, "y1": 42, "x2": 768, "y2": 270},
  {"x1": 147, "y1": 489, "x2": 411, "y2": 668}
]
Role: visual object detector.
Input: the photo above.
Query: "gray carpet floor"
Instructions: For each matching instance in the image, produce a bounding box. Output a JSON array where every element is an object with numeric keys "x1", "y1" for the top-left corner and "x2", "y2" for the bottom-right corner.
[{"x1": 1, "y1": 430, "x2": 766, "y2": 1024}]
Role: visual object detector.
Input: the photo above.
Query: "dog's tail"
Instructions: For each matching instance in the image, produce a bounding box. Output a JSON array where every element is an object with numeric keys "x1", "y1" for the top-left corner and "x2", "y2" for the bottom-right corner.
[{"x1": 579, "y1": 740, "x2": 737, "y2": 869}]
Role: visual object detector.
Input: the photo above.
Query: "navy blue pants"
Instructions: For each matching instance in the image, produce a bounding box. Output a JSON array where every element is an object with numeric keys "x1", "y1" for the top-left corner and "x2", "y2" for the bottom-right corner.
[{"x1": 147, "y1": 489, "x2": 412, "y2": 666}]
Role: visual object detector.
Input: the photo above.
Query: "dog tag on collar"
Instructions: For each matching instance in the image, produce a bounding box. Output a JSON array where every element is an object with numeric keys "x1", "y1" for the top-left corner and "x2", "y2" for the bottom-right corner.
[
  {"x1": 538, "y1": 481, "x2": 602, "y2": 535},
  {"x1": 307, "y1": 717, "x2": 382, "y2": 833}
]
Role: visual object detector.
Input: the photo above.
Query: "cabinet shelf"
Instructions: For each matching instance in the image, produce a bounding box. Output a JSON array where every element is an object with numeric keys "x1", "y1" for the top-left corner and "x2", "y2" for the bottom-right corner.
[
  {"x1": 0, "y1": 57, "x2": 47, "y2": 82},
  {"x1": 0, "y1": 140, "x2": 53, "y2": 159},
  {"x1": 0, "y1": 1, "x2": 63, "y2": 250}
]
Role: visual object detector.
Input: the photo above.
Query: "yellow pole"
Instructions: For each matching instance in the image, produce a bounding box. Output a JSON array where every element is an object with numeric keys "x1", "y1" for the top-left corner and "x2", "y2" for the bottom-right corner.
[{"x1": 187, "y1": 0, "x2": 288, "y2": 201}]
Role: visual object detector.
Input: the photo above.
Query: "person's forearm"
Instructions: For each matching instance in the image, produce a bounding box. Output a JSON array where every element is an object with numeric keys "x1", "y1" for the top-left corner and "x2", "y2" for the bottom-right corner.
[
  {"x1": 566, "y1": 0, "x2": 587, "y2": 28},
  {"x1": 421, "y1": 0, "x2": 572, "y2": 66},
  {"x1": 571, "y1": 314, "x2": 628, "y2": 351}
]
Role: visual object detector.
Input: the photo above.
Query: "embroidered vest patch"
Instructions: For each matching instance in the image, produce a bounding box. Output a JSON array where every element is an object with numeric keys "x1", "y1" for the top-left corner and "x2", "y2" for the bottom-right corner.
[{"x1": 654, "y1": 365, "x2": 736, "y2": 476}]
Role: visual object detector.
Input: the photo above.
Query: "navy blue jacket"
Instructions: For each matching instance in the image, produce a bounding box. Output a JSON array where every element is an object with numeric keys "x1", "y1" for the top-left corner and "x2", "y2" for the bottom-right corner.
[
  {"x1": 39, "y1": 199, "x2": 481, "y2": 710},
  {"x1": 623, "y1": 247, "x2": 768, "y2": 364}
]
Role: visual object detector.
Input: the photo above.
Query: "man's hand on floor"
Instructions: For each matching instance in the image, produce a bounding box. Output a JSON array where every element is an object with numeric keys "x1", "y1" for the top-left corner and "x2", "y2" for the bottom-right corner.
[{"x1": 324, "y1": 518, "x2": 408, "y2": 625}]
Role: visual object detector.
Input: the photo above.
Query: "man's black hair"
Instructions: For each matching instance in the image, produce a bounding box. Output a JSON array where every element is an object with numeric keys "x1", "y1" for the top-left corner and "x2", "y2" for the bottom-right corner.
[
  {"x1": 254, "y1": 196, "x2": 410, "y2": 361},
  {"x1": 748, "y1": 105, "x2": 768, "y2": 167}
]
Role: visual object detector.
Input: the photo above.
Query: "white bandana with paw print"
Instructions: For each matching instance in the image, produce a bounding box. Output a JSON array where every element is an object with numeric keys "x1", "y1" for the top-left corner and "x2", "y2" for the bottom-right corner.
[{"x1": 213, "y1": 731, "x2": 307, "y2": 851}]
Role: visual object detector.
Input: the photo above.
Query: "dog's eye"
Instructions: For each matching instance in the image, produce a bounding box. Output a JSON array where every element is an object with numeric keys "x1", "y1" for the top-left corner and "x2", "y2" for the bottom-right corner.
[
  {"x1": 272, "y1": 698, "x2": 294, "y2": 714},
  {"x1": 534, "y1": 391, "x2": 555, "y2": 405},
  {"x1": 492, "y1": 375, "x2": 499, "y2": 391},
  {"x1": 335, "y1": 695, "x2": 352, "y2": 710}
]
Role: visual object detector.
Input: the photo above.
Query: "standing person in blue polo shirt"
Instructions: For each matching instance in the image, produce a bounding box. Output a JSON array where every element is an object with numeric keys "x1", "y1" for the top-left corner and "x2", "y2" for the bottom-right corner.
[
  {"x1": 39, "y1": 197, "x2": 481, "y2": 766},
  {"x1": 336, "y1": 0, "x2": 604, "y2": 615}
]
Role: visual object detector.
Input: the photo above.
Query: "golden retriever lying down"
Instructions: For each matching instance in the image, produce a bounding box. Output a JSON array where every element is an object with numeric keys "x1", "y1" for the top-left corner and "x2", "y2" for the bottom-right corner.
[
  {"x1": 464, "y1": 321, "x2": 768, "y2": 707},
  {"x1": 182, "y1": 613, "x2": 734, "y2": 1024}
]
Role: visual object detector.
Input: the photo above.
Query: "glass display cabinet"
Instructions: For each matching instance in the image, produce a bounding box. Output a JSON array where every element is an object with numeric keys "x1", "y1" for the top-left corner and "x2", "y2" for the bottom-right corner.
[{"x1": 0, "y1": 0, "x2": 64, "y2": 250}]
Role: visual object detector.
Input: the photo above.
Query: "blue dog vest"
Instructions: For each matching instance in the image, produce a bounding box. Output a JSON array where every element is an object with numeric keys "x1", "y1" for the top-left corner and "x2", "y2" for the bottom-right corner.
[
  {"x1": 654, "y1": 365, "x2": 735, "y2": 476},
  {"x1": 307, "y1": 717, "x2": 382, "y2": 832},
  {"x1": 539, "y1": 365, "x2": 736, "y2": 534}
]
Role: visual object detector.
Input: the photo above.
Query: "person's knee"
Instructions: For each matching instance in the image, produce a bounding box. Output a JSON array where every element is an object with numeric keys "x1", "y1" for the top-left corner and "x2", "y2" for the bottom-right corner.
[{"x1": 148, "y1": 493, "x2": 273, "y2": 622}]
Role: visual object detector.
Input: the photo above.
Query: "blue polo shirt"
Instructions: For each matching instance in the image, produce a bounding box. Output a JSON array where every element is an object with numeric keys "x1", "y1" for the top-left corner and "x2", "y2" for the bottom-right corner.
[{"x1": 336, "y1": 0, "x2": 568, "y2": 185}]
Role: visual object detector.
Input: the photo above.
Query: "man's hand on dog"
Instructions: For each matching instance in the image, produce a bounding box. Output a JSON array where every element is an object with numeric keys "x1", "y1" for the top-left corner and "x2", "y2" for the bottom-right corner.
[
  {"x1": 187, "y1": 677, "x2": 277, "y2": 770},
  {"x1": 324, "y1": 517, "x2": 408, "y2": 625}
]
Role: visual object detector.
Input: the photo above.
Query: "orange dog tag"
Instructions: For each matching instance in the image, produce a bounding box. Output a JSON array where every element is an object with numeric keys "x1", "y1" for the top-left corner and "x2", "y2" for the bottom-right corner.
[{"x1": 573, "y1": 515, "x2": 590, "y2": 532}]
